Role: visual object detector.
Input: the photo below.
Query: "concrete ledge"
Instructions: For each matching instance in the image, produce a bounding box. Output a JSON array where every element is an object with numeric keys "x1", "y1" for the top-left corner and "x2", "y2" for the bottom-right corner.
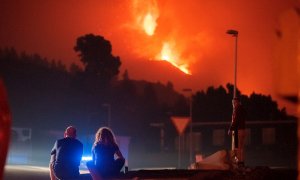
[{"x1": 4, "y1": 165, "x2": 297, "y2": 180}]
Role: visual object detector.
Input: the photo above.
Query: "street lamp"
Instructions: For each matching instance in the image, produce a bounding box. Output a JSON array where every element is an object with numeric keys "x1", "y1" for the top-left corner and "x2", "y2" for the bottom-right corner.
[
  {"x1": 102, "y1": 103, "x2": 111, "y2": 127},
  {"x1": 226, "y1": 29, "x2": 238, "y2": 98},
  {"x1": 182, "y1": 88, "x2": 193, "y2": 164}
]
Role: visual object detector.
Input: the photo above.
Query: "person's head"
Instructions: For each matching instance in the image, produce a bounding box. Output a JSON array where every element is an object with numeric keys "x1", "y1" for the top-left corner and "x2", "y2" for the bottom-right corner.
[
  {"x1": 64, "y1": 126, "x2": 77, "y2": 138},
  {"x1": 94, "y1": 127, "x2": 116, "y2": 147}
]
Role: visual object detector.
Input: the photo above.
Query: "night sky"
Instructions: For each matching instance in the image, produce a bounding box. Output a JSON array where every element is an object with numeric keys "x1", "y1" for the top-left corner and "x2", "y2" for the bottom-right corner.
[{"x1": 0, "y1": 0, "x2": 297, "y2": 113}]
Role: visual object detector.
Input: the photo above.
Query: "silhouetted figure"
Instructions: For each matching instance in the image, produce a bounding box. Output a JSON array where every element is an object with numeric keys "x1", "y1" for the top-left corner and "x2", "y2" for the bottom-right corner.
[
  {"x1": 0, "y1": 78, "x2": 11, "y2": 179},
  {"x1": 228, "y1": 97, "x2": 246, "y2": 167},
  {"x1": 49, "y1": 126, "x2": 83, "y2": 180},
  {"x1": 87, "y1": 127, "x2": 125, "y2": 180}
]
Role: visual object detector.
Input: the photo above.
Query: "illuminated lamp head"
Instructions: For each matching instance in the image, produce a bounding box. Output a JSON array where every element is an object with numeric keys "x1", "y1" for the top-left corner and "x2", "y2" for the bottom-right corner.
[{"x1": 226, "y1": 29, "x2": 238, "y2": 37}]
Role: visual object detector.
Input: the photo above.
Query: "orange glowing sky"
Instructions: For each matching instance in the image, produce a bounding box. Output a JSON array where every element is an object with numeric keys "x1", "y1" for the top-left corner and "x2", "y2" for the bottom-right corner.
[{"x1": 0, "y1": 0, "x2": 298, "y2": 113}]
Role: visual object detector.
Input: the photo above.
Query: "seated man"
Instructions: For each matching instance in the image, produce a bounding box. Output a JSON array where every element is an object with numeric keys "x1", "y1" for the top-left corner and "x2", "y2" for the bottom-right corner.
[{"x1": 50, "y1": 126, "x2": 83, "y2": 180}]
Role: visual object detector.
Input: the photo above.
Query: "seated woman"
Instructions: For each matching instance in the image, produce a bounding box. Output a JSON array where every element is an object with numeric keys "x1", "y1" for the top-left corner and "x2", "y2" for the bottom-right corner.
[{"x1": 87, "y1": 127, "x2": 125, "y2": 180}]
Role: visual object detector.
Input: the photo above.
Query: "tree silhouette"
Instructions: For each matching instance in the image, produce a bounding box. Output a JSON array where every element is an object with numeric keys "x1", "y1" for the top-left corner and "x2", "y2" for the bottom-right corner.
[
  {"x1": 0, "y1": 47, "x2": 296, "y2": 155},
  {"x1": 191, "y1": 83, "x2": 295, "y2": 122},
  {"x1": 122, "y1": 69, "x2": 129, "y2": 81},
  {"x1": 74, "y1": 34, "x2": 121, "y2": 85}
]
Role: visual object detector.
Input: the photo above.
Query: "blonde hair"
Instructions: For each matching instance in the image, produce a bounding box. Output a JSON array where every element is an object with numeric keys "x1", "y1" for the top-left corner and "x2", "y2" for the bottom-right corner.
[{"x1": 93, "y1": 127, "x2": 117, "y2": 148}]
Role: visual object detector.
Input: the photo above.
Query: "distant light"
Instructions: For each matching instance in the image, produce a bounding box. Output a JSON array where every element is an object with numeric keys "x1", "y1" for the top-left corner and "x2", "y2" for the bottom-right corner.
[{"x1": 81, "y1": 156, "x2": 92, "y2": 161}]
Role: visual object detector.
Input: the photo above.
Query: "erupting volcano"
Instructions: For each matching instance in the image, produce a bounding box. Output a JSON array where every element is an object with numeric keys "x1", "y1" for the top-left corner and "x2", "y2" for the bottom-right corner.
[
  {"x1": 158, "y1": 42, "x2": 191, "y2": 75},
  {"x1": 134, "y1": 0, "x2": 192, "y2": 75},
  {"x1": 0, "y1": 0, "x2": 295, "y2": 114}
]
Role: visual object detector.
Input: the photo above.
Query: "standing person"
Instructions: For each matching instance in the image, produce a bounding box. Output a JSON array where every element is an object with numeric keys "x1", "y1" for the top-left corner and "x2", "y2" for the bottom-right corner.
[
  {"x1": 87, "y1": 127, "x2": 125, "y2": 180},
  {"x1": 228, "y1": 97, "x2": 246, "y2": 167},
  {"x1": 50, "y1": 126, "x2": 83, "y2": 180}
]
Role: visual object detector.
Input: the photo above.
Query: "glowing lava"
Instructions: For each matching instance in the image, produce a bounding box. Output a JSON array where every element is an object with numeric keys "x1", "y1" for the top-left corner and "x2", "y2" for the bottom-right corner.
[
  {"x1": 143, "y1": 13, "x2": 157, "y2": 36},
  {"x1": 159, "y1": 42, "x2": 191, "y2": 75},
  {"x1": 134, "y1": 0, "x2": 192, "y2": 75}
]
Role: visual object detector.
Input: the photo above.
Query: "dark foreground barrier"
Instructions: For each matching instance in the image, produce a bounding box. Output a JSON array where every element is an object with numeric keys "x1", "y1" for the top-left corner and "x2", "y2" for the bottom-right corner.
[
  {"x1": 4, "y1": 165, "x2": 297, "y2": 180},
  {"x1": 115, "y1": 168, "x2": 297, "y2": 180}
]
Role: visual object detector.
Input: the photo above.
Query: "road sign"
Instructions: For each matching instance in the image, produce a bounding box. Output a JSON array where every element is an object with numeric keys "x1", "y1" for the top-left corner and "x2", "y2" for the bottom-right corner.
[{"x1": 171, "y1": 116, "x2": 190, "y2": 135}]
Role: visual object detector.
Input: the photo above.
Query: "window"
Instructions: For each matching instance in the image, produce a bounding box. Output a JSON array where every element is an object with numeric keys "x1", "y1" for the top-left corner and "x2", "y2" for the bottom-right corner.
[
  {"x1": 262, "y1": 128, "x2": 275, "y2": 145},
  {"x1": 213, "y1": 129, "x2": 225, "y2": 146}
]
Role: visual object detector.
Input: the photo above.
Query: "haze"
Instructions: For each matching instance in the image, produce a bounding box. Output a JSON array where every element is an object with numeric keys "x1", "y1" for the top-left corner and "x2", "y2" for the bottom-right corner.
[{"x1": 0, "y1": 0, "x2": 297, "y2": 113}]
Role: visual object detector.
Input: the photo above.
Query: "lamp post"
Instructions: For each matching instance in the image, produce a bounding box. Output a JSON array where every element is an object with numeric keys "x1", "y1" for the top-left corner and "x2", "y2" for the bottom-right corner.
[
  {"x1": 226, "y1": 29, "x2": 238, "y2": 98},
  {"x1": 102, "y1": 103, "x2": 111, "y2": 127},
  {"x1": 182, "y1": 88, "x2": 193, "y2": 164}
]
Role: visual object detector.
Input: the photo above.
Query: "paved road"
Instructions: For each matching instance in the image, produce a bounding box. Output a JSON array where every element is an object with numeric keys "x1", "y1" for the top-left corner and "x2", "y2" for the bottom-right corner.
[
  {"x1": 4, "y1": 165, "x2": 51, "y2": 180},
  {"x1": 4, "y1": 165, "x2": 91, "y2": 180}
]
